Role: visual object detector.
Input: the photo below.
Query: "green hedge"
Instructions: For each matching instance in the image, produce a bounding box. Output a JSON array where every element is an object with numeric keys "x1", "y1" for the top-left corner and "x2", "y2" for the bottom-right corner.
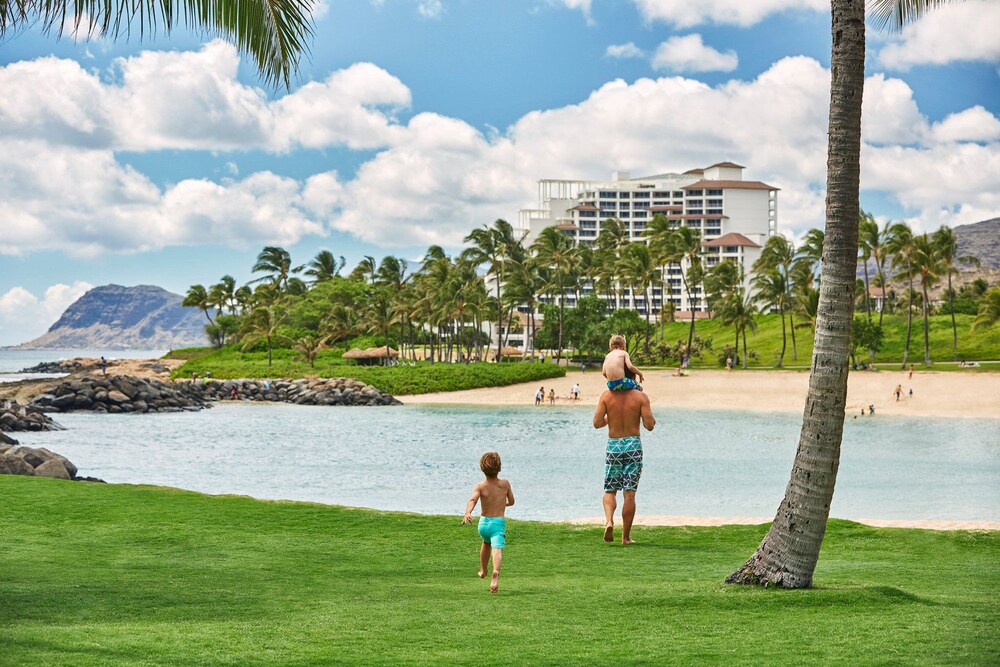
[{"x1": 172, "y1": 347, "x2": 566, "y2": 395}]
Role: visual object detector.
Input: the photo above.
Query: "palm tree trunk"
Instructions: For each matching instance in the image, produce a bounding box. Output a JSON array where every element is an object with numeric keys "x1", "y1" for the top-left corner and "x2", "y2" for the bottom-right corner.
[
  {"x1": 922, "y1": 282, "x2": 931, "y2": 366},
  {"x1": 741, "y1": 325, "x2": 748, "y2": 370},
  {"x1": 557, "y1": 271, "x2": 565, "y2": 363},
  {"x1": 862, "y1": 256, "x2": 871, "y2": 319},
  {"x1": 267, "y1": 336, "x2": 273, "y2": 367},
  {"x1": 876, "y1": 262, "x2": 887, "y2": 329},
  {"x1": 902, "y1": 275, "x2": 914, "y2": 367},
  {"x1": 948, "y1": 272, "x2": 958, "y2": 361},
  {"x1": 727, "y1": 0, "x2": 863, "y2": 589},
  {"x1": 778, "y1": 308, "x2": 787, "y2": 368},
  {"x1": 789, "y1": 308, "x2": 798, "y2": 360},
  {"x1": 644, "y1": 286, "x2": 651, "y2": 354}
]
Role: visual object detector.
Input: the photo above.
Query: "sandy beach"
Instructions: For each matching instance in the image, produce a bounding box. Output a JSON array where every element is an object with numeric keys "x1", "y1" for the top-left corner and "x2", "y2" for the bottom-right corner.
[
  {"x1": 404, "y1": 367, "x2": 1000, "y2": 419},
  {"x1": 567, "y1": 515, "x2": 1000, "y2": 531}
]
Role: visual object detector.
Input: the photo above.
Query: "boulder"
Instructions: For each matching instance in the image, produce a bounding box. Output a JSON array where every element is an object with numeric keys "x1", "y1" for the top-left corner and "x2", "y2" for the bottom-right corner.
[
  {"x1": 36, "y1": 448, "x2": 78, "y2": 478},
  {"x1": 8, "y1": 446, "x2": 45, "y2": 468},
  {"x1": 106, "y1": 390, "x2": 129, "y2": 404},
  {"x1": 0, "y1": 454, "x2": 35, "y2": 476},
  {"x1": 34, "y1": 459, "x2": 71, "y2": 480}
]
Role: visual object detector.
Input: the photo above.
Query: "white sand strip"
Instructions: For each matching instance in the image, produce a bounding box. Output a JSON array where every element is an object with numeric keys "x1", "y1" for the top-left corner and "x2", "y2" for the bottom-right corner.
[{"x1": 568, "y1": 515, "x2": 1000, "y2": 531}]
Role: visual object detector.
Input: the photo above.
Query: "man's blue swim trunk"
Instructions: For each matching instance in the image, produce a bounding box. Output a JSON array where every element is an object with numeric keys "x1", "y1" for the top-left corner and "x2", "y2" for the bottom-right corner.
[
  {"x1": 478, "y1": 516, "x2": 506, "y2": 549},
  {"x1": 607, "y1": 376, "x2": 641, "y2": 391},
  {"x1": 605, "y1": 435, "x2": 643, "y2": 493}
]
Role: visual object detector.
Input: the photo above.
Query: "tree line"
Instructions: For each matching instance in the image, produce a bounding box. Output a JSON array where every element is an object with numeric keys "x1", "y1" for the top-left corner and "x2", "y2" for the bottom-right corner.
[{"x1": 183, "y1": 215, "x2": 997, "y2": 367}]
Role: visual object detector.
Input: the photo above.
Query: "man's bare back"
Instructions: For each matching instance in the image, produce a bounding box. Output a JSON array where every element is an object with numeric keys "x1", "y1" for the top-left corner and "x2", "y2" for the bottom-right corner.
[{"x1": 593, "y1": 389, "x2": 655, "y2": 438}]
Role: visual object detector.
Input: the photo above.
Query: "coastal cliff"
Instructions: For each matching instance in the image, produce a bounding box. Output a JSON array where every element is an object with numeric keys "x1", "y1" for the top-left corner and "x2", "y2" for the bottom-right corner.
[{"x1": 16, "y1": 284, "x2": 208, "y2": 350}]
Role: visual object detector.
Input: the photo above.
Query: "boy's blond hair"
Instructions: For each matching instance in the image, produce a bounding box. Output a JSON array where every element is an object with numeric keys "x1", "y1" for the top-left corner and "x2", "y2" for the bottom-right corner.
[
  {"x1": 609, "y1": 334, "x2": 626, "y2": 350},
  {"x1": 480, "y1": 451, "x2": 502, "y2": 478}
]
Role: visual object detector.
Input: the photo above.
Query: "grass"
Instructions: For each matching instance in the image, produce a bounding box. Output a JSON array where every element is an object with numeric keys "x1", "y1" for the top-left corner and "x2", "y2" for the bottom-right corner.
[
  {"x1": 657, "y1": 313, "x2": 1000, "y2": 368},
  {"x1": 1, "y1": 477, "x2": 997, "y2": 665},
  {"x1": 169, "y1": 347, "x2": 566, "y2": 395}
]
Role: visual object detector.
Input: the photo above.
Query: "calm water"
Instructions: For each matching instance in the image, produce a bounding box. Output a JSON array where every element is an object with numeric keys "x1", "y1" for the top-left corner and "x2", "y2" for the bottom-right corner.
[
  {"x1": 12, "y1": 403, "x2": 999, "y2": 522},
  {"x1": 0, "y1": 349, "x2": 166, "y2": 382}
]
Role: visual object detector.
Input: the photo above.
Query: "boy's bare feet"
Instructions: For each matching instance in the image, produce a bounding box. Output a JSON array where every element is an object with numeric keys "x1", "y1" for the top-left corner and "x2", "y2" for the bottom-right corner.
[
  {"x1": 603, "y1": 523, "x2": 614, "y2": 542},
  {"x1": 490, "y1": 571, "x2": 499, "y2": 593},
  {"x1": 478, "y1": 569, "x2": 486, "y2": 578},
  {"x1": 622, "y1": 538, "x2": 635, "y2": 546}
]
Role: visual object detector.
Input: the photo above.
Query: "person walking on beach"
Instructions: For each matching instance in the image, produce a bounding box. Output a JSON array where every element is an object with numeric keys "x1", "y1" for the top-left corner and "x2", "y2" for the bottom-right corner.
[
  {"x1": 592, "y1": 382, "x2": 656, "y2": 545},
  {"x1": 571, "y1": 383, "x2": 580, "y2": 401},
  {"x1": 894, "y1": 385, "x2": 902, "y2": 402},
  {"x1": 548, "y1": 388, "x2": 556, "y2": 405},
  {"x1": 100, "y1": 356, "x2": 107, "y2": 376},
  {"x1": 462, "y1": 451, "x2": 515, "y2": 593},
  {"x1": 908, "y1": 364, "x2": 914, "y2": 380},
  {"x1": 535, "y1": 387, "x2": 544, "y2": 406}
]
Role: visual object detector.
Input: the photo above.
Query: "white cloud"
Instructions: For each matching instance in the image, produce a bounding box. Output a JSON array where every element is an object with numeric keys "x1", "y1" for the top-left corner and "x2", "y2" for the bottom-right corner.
[
  {"x1": 417, "y1": 0, "x2": 443, "y2": 18},
  {"x1": 931, "y1": 106, "x2": 1000, "y2": 144},
  {"x1": 1, "y1": 44, "x2": 996, "y2": 257},
  {"x1": 878, "y1": 1, "x2": 1000, "y2": 70},
  {"x1": 0, "y1": 282, "x2": 93, "y2": 346},
  {"x1": 555, "y1": 0, "x2": 594, "y2": 23},
  {"x1": 651, "y1": 34, "x2": 738, "y2": 73},
  {"x1": 606, "y1": 42, "x2": 645, "y2": 59},
  {"x1": 633, "y1": 0, "x2": 825, "y2": 28}
]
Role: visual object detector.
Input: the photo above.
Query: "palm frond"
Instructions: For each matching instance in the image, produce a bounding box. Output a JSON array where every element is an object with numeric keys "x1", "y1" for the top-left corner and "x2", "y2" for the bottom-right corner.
[{"x1": 869, "y1": 0, "x2": 956, "y2": 32}]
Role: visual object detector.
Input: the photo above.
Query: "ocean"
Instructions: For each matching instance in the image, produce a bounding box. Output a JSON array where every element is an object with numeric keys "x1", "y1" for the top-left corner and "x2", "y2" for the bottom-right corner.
[{"x1": 0, "y1": 349, "x2": 166, "y2": 382}]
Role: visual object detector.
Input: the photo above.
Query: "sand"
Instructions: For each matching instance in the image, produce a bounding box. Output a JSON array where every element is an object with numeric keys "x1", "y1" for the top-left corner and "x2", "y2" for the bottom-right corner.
[
  {"x1": 567, "y1": 515, "x2": 1000, "y2": 531},
  {"x1": 403, "y1": 367, "x2": 1000, "y2": 419}
]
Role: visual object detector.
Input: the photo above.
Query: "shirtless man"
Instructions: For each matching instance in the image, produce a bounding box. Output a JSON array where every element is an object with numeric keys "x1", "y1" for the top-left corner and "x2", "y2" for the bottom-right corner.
[
  {"x1": 461, "y1": 451, "x2": 515, "y2": 592},
  {"x1": 593, "y1": 387, "x2": 656, "y2": 545}
]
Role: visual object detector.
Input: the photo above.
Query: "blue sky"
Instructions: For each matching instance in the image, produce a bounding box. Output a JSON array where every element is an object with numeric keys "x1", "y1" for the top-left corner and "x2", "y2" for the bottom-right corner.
[{"x1": 1, "y1": 0, "x2": 998, "y2": 345}]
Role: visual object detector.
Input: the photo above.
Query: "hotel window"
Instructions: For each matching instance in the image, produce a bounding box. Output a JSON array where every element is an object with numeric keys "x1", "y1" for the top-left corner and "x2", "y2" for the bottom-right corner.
[
  {"x1": 579, "y1": 210, "x2": 596, "y2": 218},
  {"x1": 618, "y1": 191, "x2": 631, "y2": 198},
  {"x1": 634, "y1": 201, "x2": 649, "y2": 209},
  {"x1": 687, "y1": 189, "x2": 703, "y2": 196},
  {"x1": 726, "y1": 246, "x2": 739, "y2": 253},
  {"x1": 634, "y1": 191, "x2": 650, "y2": 198},
  {"x1": 673, "y1": 191, "x2": 684, "y2": 198},
  {"x1": 688, "y1": 210, "x2": 703, "y2": 216},
  {"x1": 634, "y1": 222, "x2": 645, "y2": 230},
  {"x1": 579, "y1": 230, "x2": 596, "y2": 237},
  {"x1": 599, "y1": 191, "x2": 615, "y2": 199},
  {"x1": 580, "y1": 220, "x2": 596, "y2": 229},
  {"x1": 707, "y1": 189, "x2": 723, "y2": 196},
  {"x1": 706, "y1": 199, "x2": 723, "y2": 207},
  {"x1": 686, "y1": 221, "x2": 700, "y2": 228},
  {"x1": 633, "y1": 211, "x2": 647, "y2": 218},
  {"x1": 653, "y1": 191, "x2": 670, "y2": 198},
  {"x1": 620, "y1": 211, "x2": 631, "y2": 218},
  {"x1": 707, "y1": 209, "x2": 723, "y2": 215}
]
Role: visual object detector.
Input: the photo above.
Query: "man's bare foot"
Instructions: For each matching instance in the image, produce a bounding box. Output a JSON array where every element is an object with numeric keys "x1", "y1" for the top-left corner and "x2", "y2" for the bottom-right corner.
[
  {"x1": 490, "y1": 571, "x2": 499, "y2": 593},
  {"x1": 478, "y1": 569, "x2": 486, "y2": 579},
  {"x1": 622, "y1": 537, "x2": 635, "y2": 546},
  {"x1": 603, "y1": 524, "x2": 614, "y2": 542}
]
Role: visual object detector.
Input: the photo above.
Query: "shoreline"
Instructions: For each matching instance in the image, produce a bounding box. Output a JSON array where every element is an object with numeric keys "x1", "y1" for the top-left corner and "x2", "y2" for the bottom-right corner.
[
  {"x1": 404, "y1": 368, "x2": 1000, "y2": 419},
  {"x1": 567, "y1": 515, "x2": 1000, "y2": 531}
]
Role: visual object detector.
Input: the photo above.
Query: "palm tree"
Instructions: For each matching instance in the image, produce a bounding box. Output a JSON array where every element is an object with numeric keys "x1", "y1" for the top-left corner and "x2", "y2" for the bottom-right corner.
[
  {"x1": 912, "y1": 234, "x2": 943, "y2": 366},
  {"x1": 241, "y1": 305, "x2": 289, "y2": 367},
  {"x1": 503, "y1": 257, "x2": 544, "y2": 361},
  {"x1": 753, "y1": 235, "x2": 799, "y2": 360},
  {"x1": 320, "y1": 304, "x2": 359, "y2": 351},
  {"x1": 1, "y1": 0, "x2": 315, "y2": 89},
  {"x1": 183, "y1": 284, "x2": 215, "y2": 324},
  {"x1": 753, "y1": 269, "x2": 792, "y2": 367},
  {"x1": 857, "y1": 211, "x2": 878, "y2": 319},
  {"x1": 304, "y1": 250, "x2": 345, "y2": 284},
  {"x1": 797, "y1": 228, "x2": 825, "y2": 283},
  {"x1": 531, "y1": 227, "x2": 576, "y2": 363},
  {"x1": 618, "y1": 242, "x2": 662, "y2": 353},
  {"x1": 662, "y1": 226, "x2": 703, "y2": 354},
  {"x1": 251, "y1": 246, "x2": 301, "y2": 290},
  {"x1": 596, "y1": 218, "x2": 629, "y2": 307},
  {"x1": 210, "y1": 275, "x2": 238, "y2": 315},
  {"x1": 463, "y1": 219, "x2": 521, "y2": 363},
  {"x1": 972, "y1": 288, "x2": 1000, "y2": 332},
  {"x1": 888, "y1": 222, "x2": 917, "y2": 367},
  {"x1": 865, "y1": 218, "x2": 895, "y2": 329},
  {"x1": 293, "y1": 335, "x2": 326, "y2": 368},
  {"x1": 705, "y1": 260, "x2": 743, "y2": 363},
  {"x1": 727, "y1": 0, "x2": 869, "y2": 589},
  {"x1": 363, "y1": 287, "x2": 396, "y2": 363},
  {"x1": 349, "y1": 255, "x2": 377, "y2": 282},
  {"x1": 933, "y1": 226, "x2": 980, "y2": 360}
]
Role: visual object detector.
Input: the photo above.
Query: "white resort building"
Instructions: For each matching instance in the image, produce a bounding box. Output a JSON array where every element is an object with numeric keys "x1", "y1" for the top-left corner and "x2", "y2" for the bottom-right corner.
[{"x1": 516, "y1": 162, "x2": 779, "y2": 317}]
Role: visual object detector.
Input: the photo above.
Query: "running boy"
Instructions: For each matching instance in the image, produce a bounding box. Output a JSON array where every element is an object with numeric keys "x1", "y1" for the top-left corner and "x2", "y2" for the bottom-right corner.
[
  {"x1": 461, "y1": 451, "x2": 515, "y2": 593},
  {"x1": 602, "y1": 334, "x2": 644, "y2": 391}
]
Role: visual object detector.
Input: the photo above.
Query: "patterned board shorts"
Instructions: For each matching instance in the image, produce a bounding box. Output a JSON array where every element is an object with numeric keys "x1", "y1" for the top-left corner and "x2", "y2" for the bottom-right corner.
[{"x1": 605, "y1": 435, "x2": 643, "y2": 492}]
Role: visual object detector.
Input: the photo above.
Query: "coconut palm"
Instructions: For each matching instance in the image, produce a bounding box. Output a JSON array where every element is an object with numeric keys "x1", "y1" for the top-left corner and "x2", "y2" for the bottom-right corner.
[
  {"x1": 618, "y1": 242, "x2": 662, "y2": 353},
  {"x1": 209, "y1": 275, "x2": 238, "y2": 315},
  {"x1": 363, "y1": 287, "x2": 396, "y2": 363},
  {"x1": 240, "y1": 305, "x2": 289, "y2": 367},
  {"x1": 658, "y1": 225, "x2": 703, "y2": 355},
  {"x1": 320, "y1": 304, "x2": 359, "y2": 351},
  {"x1": 888, "y1": 222, "x2": 917, "y2": 367},
  {"x1": 304, "y1": 250, "x2": 346, "y2": 284},
  {"x1": 251, "y1": 246, "x2": 301, "y2": 290},
  {"x1": 753, "y1": 235, "x2": 799, "y2": 360},
  {"x1": 862, "y1": 217, "x2": 896, "y2": 328},
  {"x1": 705, "y1": 260, "x2": 743, "y2": 363},
  {"x1": 727, "y1": 0, "x2": 878, "y2": 589},
  {"x1": 753, "y1": 269, "x2": 792, "y2": 367},
  {"x1": 1, "y1": 0, "x2": 315, "y2": 89},
  {"x1": 182, "y1": 284, "x2": 215, "y2": 324},
  {"x1": 596, "y1": 218, "x2": 630, "y2": 306},
  {"x1": 911, "y1": 233, "x2": 943, "y2": 365},
  {"x1": 972, "y1": 288, "x2": 1000, "y2": 332},
  {"x1": 933, "y1": 226, "x2": 980, "y2": 360},
  {"x1": 797, "y1": 228, "x2": 825, "y2": 284},
  {"x1": 293, "y1": 335, "x2": 326, "y2": 368},
  {"x1": 349, "y1": 256, "x2": 377, "y2": 282},
  {"x1": 857, "y1": 211, "x2": 878, "y2": 319},
  {"x1": 503, "y1": 257, "x2": 545, "y2": 361},
  {"x1": 531, "y1": 226, "x2": 577, "y2": 362},
  {"x1": 463, "y1": 219, "x2": 521, "y2": 363}
]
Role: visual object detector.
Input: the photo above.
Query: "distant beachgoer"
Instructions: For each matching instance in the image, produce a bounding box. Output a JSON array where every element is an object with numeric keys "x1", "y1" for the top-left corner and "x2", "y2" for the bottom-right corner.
[
  {"x1": 869, "y1": 404, "x2": 875, "y2": 415},
  {"x1": 726, "y1": 356, "x2": 733, "y2": 371},
  {"x1": 603, "y1": 335, "x2": 644, "y2": 392},
  {"x1": 100, "y1": 356, "x2": 107, "y2": 376},
  {"x1": 462, "y1": 451, "x2": 515, "y2": 593},
  {"x1": 894, "y1": 385, "x2": 902, "y2": 402},
  {"x1": 548, "y1": 388, "x2": 556, "y2": 405},
  {"x1": 908, "y1": 364, "x2": 914, "y2": 380},
  {"x1": 593, "y1": 382, "x2": 656, "y2": 545},
  {"x1": 230, "y1": 387, "x2": 238, "y2": 400},
  {"x1": 535, "y1": 387, "x2": 544, "y2": 406},
  {"x1": 540, "y1": 354, "x2": 545, "y2": 364},
  {"x1": 861, "y1": 408, "x2": 865, "y2": 416},
  {"x1": 581, "y1": 362, "x2": 586, "y2": 373},
  {"x1": 571, "y1": 383, "x2": 580, "y2": 401},
  {"x1": 908, "y1": 388, "x2": 913, "y2": 398}
]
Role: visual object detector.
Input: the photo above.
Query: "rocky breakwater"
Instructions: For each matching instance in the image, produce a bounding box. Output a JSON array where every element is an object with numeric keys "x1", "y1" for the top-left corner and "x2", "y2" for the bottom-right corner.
[
  {"x1": 30, "y1": 375, "x2": 206, "y2": 414},
  {"x1": 1, "y1": 400, "x2": 65, "y2": 438},
  {"x1": 198, "y1": 378, "x2": 402, "y2": 406}
]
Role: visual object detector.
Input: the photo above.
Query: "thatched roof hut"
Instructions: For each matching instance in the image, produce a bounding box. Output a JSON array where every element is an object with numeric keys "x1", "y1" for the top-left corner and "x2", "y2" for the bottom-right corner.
[
  {"x1": 499, "y1": 346, "x2": 523, "y2": 357},
  {"x1": 342, "y1": 348, "x2": 366, "y2": 359},
  {"x1": 363, "y1": 346, "x2": 399, "y2": 359}
]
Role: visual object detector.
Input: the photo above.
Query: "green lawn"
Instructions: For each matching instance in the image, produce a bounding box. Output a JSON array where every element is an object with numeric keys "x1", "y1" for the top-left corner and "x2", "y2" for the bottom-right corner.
[
  {"x1": 2, "y1": 477, "x2": 997, "y2": 665},
  {"x1": 658, "y1": 313, "x2": 1000, "y2": 368}
]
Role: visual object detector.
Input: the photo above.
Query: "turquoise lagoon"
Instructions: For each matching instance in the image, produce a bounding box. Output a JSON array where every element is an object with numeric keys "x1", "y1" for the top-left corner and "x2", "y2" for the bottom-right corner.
[{"x1": 12, "y1": 403, "x2": 999, "y2": 522}]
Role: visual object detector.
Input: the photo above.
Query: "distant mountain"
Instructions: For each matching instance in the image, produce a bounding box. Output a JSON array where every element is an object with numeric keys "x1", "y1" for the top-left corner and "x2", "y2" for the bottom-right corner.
[
  {"x1": 17, "y1": 285, "x2": 209, "y2": 350},
  {"x1": 954, "y1": 218, "x2": 1000, "y2": 269}
]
